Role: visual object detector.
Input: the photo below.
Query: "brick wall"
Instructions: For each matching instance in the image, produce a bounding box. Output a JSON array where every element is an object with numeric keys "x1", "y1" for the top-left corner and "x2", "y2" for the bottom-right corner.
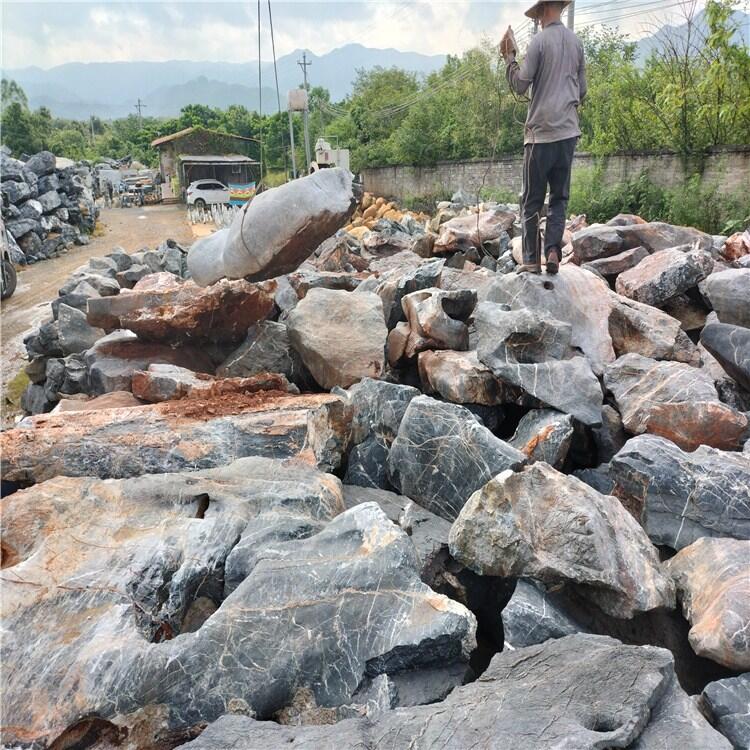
[{"x1": 362, "y1": 146, "x2": 750, "y2": 202}]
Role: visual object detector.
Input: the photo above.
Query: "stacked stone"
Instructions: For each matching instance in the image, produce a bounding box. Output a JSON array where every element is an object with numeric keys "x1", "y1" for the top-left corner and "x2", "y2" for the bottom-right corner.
[{"x1": 1, "y1": 148, "x2": 98, "y2": 264}]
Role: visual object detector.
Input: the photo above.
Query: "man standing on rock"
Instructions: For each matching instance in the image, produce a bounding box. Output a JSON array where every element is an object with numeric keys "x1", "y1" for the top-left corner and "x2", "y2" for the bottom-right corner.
[{"x1": 501, "y1": 1, "x2": 586, "y2": 274}]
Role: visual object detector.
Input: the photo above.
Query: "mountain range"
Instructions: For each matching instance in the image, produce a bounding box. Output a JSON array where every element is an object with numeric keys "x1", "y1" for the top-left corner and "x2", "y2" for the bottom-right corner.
[{"x1": 4, "y1": 9, "x2": 748, "y2": 121}]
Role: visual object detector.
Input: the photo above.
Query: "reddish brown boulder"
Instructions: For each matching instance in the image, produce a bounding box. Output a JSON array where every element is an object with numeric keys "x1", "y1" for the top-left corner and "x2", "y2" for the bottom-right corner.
[
  {"x1": 666, "y1": 537, "x2": 750, "y2": 671},
  {"x1": 720, "y1": 230, "x2": 750, "y2": 262},
  {"x1": 87, "y1": 272, "x2": 277, "y2": 344},
  {"x1": 433, "y1": 210, "x2": 515, "y2": 254},
  {"x1": 131, "y1": 364, "x2": 295, "y2": 403}
]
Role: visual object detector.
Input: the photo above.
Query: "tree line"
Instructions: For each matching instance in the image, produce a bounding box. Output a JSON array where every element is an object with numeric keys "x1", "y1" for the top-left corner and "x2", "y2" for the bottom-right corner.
[{"x1": 2, "y1": 1, "x2": 747, "y2": 178}]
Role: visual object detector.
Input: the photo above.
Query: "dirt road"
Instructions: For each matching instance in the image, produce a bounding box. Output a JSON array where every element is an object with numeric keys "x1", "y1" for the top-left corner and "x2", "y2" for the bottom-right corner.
[{"x1": 1, "y1": 204, "x2": 197, "y2": 413}]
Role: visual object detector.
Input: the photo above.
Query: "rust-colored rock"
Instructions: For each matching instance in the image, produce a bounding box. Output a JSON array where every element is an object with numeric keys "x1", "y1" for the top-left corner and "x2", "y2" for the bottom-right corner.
[
  {"x1": 131, "y1": 364, "x2": 295, "y2": 403},
  {"x1": 720, "y1": 230, "x2": 750, "y2": 262},
  {"x1": 87, "y1": 272, "x2": 277, "y2": 344},
  {"x1": 667, "y1": 537, "x2": 750, "y2": 671}
]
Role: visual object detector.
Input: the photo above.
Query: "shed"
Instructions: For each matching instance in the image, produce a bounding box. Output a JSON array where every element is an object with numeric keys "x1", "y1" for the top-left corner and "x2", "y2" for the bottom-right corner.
[{"x1": 150, "y1": 127, "x2": 259, "y2": 201}]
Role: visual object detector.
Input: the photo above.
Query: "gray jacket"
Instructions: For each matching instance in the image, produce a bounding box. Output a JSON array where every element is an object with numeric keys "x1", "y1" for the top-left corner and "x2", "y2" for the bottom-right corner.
[{"x1": 507, "y1": 21, "x2": 587, "y2": 145}]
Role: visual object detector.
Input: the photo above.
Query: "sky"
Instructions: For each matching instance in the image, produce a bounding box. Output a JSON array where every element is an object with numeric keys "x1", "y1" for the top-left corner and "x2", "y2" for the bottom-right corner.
[{"x1": 2, "y1": 0, "x2": 712, "y2": 70}]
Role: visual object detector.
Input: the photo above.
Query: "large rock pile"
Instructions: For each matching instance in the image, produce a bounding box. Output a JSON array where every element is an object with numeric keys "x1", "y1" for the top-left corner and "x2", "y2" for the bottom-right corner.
[
  {"x1": 1, "y1": 148, "x2": 98, "y2": 264},
  {"x1": 1, "y1": 181, "x2": 748, "y2": 750}
]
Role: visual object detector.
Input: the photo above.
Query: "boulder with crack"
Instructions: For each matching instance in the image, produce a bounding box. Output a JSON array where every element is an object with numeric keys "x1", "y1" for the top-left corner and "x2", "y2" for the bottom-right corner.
[
  {"x1": 177, "y1": 634, "x2": 729, "y2": 750},
  {"x1": 666, "y1": 537, "x2": 750, "y2": 671},
  {"x1": 702, "y1": 268, "x2": 750, "y2": 328},
  {"x1": 609, "y1": 434, "x2": 750, "y2": 550},
  {"x1": 572, "y1": 221, "x2": 713, "y2": 264},
  {"x1": 287, "y1": 288, "x2": 387, "y2": 390},
  {"x1": 604, "y1": 353, "x2": 748, "y2": 450},
  {"x1": 508, "y1": 408, "x2": 574, "y2": 469},
  {"x1": 475, "y1": 302, "x2": 603, "y2": 425},
  {"x1": 701, "y1": 322, "x2": 750, "y2": 391},
  {"x1": 131, "y1": 364, "x2": 295, "y2": 403},
  {"x1": 702, "y1": 675, "x2": 750, "y2": 750},
  {"x1": 615, "y1": 245, "x2": 713, "y2": 307},
  {"x1": 188, "y1": 168, "x2": 355, "y2": 285},
  {"x1": 581, "y1": 246, "x2": 649, "y2": 281},
  {"x1": 0, "y1": 460, "x2": 476, "y2": 748},
  {"x1": 486, "y1": 264, "x2": 616, "y2": 375},
  {"x1": 339, "y1": 378, "x2": 419, "y2": 490},
  {"x1": 0, "y1": 392, "x2": 349, "y2": 483},
  {"x1": 607, "y1": 292, "x2": 700, "y2": 364},
  {"x1": 87, "y1": 272, "x2": 277, "y2": 344},
  {"x1": 387, "y1": 395, "x2": 526, "y2": 521},
  {"x1": 450, "y1": 463, "x2": 674, "y2": 618}
]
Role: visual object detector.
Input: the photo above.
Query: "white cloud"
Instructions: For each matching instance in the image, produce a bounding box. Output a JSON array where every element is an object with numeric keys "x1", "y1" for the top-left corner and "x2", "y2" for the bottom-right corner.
[{"x1": 1, "y1": 0, "x2": 710, "y2": 69}]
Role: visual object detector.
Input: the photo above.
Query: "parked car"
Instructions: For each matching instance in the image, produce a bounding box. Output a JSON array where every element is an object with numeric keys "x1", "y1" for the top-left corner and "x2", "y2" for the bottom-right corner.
[{"x1": 186, "y1": 180, "x2": 230, "y2": 208}]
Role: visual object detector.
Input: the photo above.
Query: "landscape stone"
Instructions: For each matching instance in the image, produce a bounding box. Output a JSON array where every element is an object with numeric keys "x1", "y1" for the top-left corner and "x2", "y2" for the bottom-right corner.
[
  {"x1": 667, "y1": 537, "x2": 750, "y2": 670},
  {"x1": 486, "y1": 264, "x2": 615, "y2": 374},
  {"x1": 287, "y1": 288, "x2": 387, "y2": 389},
  {"x1": 475, "y1": 302, "x2": 604, "y2": 425},
  {"x1": 24, "y1": 150, "x2": 56, "y2": 176},
  {"x1": 1, "y1": 392, "x2": 348, "y2": 483},
  {"x1": 701, "y1": 322, "x2": 750, "y2": 391},
  {"x1": 388, "y1": 395, "x2": 525, "y2": 521},
  {"x1": 450, "y1": 463, "x2": 674, "y2": 618},
  {"x1": 609, "y1": 434, "x2": 750, "y2": 550},
  {"x1": 604, "y1": 353, "x2": 747, "y2": 450},
  {"x1": 608, "y1": 292, "x2": 700, "y2": 363},
  {"x1": 508, "y1": 408, "x2": 574, "y2": 469},
  {"x1": 1, "y1": 478, "x2": 474, "y2": 749},
  {"x1": 703, "y1": 268, "x2": 750, "y2": 327},
  {"x1": 340, "y1": 378, "x2": 419, "y2": 490},
  {"x1": 188, "y1": 168, "x2": 355, "y2": 285},
  {"x1": 615, "y1": 245, "x2": 714, "y2": 306},
  {"x1": 581, "y1": 245, "x2": 649, "y2": 279},
  {"x1": 178, "y1": 635, "x2": 727, "y2": 750},
  {"x1": 57, "y1": 302, "x2": 104, "y2": 355},
  {"x1": 702, "y1": 675, "x2": 750, "y2": 750},
  {"x1": 433, "y1": 208, "x2": 515, "y2": 254},
  {"x1": 37, "y1": 189, "x2": 63, "y2": 213},
  {"x1": 87, "y1": 272, "x2": 276, "y2": 344}
]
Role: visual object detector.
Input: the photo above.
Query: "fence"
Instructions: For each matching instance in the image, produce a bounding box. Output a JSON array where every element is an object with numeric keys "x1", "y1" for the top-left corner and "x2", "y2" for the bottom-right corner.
[{"x1": 361, "y1": 146, "x2": 750, "y2": 203}]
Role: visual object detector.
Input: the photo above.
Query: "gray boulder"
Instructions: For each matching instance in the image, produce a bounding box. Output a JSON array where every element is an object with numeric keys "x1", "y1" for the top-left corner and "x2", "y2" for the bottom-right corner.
[
  {"x1": 609, "y1": 434, "x2": 750, "y2": 550},
  {"x1": 178, "y1": 635, "x2": 728, "y2": 750},
  {"x1": 581, "y1": 245, "x2": 649, "y2": 279},
  {"x1": 703, "y1": 268, "x2": 750, "y2": 327},
  {"x1": 341, "y1": 378, "x2": 419, "y2": 490},
  {"x1": 17, "y1": 198, "x2": 43, "y2": 220},
  {"x1": 1, "y1": 465, "x2": 474, "y2": 748},
  {"x1": 388, "y1": 395, "x2": 525, "y2": 521},
  {"x1": 1, "y1": 179, "x2": 31, "y2": 205},
  {"x1": 188, "y1": 168, "x2": 355, "y2": 285},
  {"x1": 0, "y1": 152, "x2": 24, "y2": 181},
  {"x1": 703, "y1": 675, "x2": 750, "y2": 750},
  {"x1": 450, "y1": 462, "x2": 674, "y2": 618},
  {"x1": 701, "y1": 322, "x2": 750, "y2": 391},
  {"x1": 502, "y1": 579, "x2": 586, "y2": 649},
  {"x1": 475, "y1": 302, "x2": 603, "y2": 425},
  {"x1": 57, "y1": 303, "x2": 105, "y2": 355},
  {"x1": 615, "y1": 245, "x2": 714, "y2": 307},
  {"x1": 37, "y1": 189, "x2": 63, "y2": 214},
  {"x1": 287, "y1": 288, "x2": 387, "y2": 390},
  {"x1": 24, "y1": 150, "x2": 56, "y2": 176}
]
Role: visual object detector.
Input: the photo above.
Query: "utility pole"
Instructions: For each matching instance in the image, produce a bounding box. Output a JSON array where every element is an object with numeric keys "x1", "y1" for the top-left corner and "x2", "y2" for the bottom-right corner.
[
  {"x1": 90, "y1": 115, "x2": 95, "y2": 145},
  {"x1": 287, "y1": 110, "x2": 298, "y2": 179},
  {"x1": 297, "y1": 52, "x2": 313, "y2": 172},
  {"x1": 567, "y1": 0, "x2": 575, "y2": 30},
  {"x1": 134, "y1": 98, "x2": 147, "y2": 130}
]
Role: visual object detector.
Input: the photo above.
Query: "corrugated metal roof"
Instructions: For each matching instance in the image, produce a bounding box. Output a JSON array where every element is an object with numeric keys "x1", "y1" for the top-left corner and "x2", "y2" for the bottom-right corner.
[
  {"x1": 151, "y1": 127, "x2": 259, "y2": 147},
  {"x1": 178, "y1": 154, "x2": 259, "y2": 164}
]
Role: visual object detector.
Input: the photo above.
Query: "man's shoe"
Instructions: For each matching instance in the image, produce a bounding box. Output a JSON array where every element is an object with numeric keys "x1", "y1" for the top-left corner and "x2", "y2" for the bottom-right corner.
[
  {"x1": 546, "y1": 248, "x2": 560, "y2": 275},
  {"x1": 516, "y1": 263, "x2": 542, "y2": 274}
]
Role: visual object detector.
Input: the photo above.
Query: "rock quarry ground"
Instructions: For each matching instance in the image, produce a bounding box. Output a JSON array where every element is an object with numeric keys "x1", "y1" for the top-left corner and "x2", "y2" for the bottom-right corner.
[{"x1": 1, "y1": 172, "x2": 749, "y2": 750}]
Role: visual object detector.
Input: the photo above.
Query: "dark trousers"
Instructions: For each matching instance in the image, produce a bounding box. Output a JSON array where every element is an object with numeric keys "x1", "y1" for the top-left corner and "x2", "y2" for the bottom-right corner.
[{"x1": 521, "y1": 137, "x2": 577, "y2": 265}]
